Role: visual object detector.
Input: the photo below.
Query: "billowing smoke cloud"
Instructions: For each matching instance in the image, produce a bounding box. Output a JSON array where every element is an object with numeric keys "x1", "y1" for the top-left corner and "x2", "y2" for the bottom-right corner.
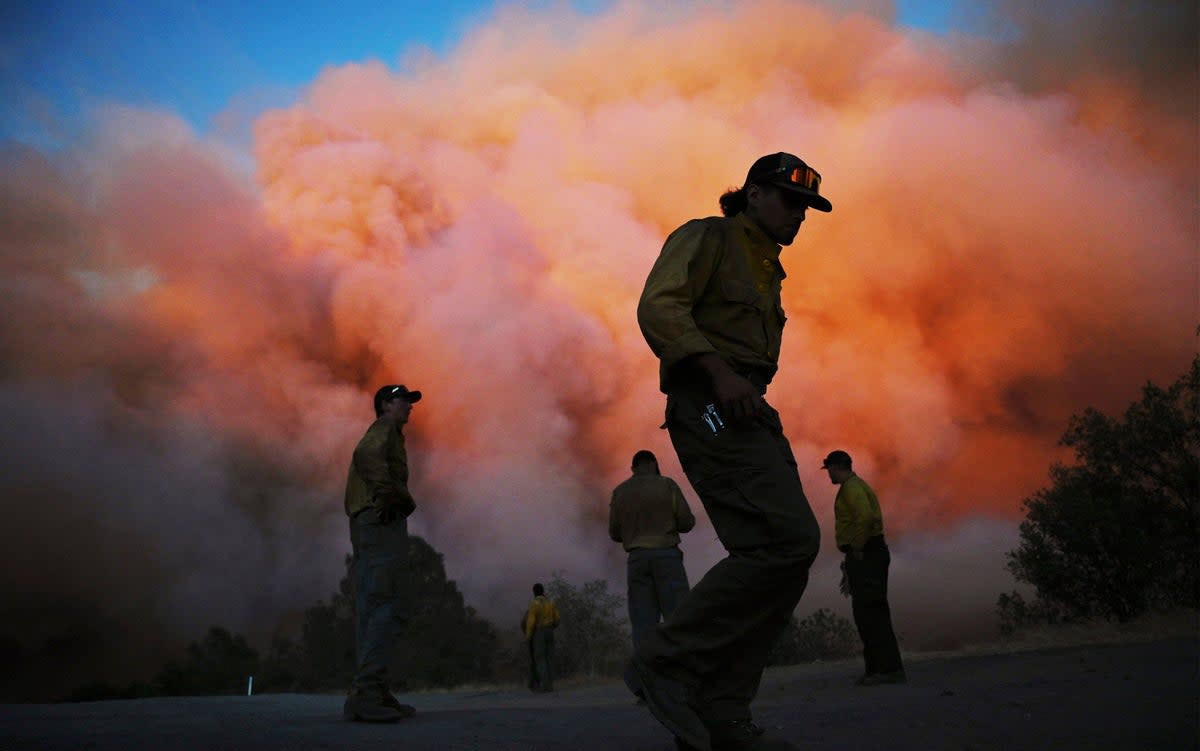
[{"x1": 1, "y1": 0, "x2": 1194, "y2": 698}]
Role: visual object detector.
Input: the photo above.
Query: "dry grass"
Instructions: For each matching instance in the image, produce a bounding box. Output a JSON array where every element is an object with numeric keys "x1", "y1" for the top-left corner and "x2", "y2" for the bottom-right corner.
[
  {"x1": 364, "y1": 611, "x2": 1199, "y2": 696},
  {"x1": 913, "y1": 610, "x2": 1199, "y2": 662}
]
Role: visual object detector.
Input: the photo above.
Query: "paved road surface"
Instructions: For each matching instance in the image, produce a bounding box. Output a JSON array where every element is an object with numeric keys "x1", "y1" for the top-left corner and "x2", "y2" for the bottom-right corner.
[{"x1": 1, "y1": 637, "x2": 1195, "y2": 750}]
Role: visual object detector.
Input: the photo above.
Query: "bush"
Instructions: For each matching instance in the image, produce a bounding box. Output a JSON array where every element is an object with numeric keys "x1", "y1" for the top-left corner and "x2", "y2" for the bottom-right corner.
[
  {"x1": 769, "y1": 608, "x2": 859, "y2": 665},
  {"x1": 71, "y1": 534, "x2": 503, "y2": 700},
  {"x1": 544, "y1": 574, "x2": 628, "y2": 679},
  {"x1": 1003, "y1": 356, "x2": 1199, "y2": 623},
  {"x1": 154, "y1": 627, "x2": 259, "y2": 696}
]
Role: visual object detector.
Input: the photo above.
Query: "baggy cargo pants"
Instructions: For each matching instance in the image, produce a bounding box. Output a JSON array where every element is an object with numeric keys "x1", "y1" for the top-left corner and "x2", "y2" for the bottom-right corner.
[
  {"x1": 349, "y1": 507, "x2": 411, "y2": 695},
  {"x1": 637, "y1": 380, "x2": 820, "y2": 724},
  {"x1": 627, "y1": 546, "x2": 691, "y2": 650},
  {"x1": 531, "y1": 626, "x2": 556, "y2": 691},
  {"x1": 845, "y1": 541, "x2": 903, "y2": 676}
]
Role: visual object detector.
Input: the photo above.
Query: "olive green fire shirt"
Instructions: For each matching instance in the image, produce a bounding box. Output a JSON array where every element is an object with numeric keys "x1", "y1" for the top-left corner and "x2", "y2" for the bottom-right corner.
[
  {"x1": 523, "y1": 595, "x2": 561, "y2": 638},
  {"x1": 344, "y1": 417, "x2": 416, "y2": 518},
  {"x1": 834, "y1": 474, "x2": 885, "y2": 552},
  {"x1": 609, "y1": 474, "x2": 697, "y2": 552},
  {"x1": 637, "y1": 212, "x2": 788, "y2": 392}
]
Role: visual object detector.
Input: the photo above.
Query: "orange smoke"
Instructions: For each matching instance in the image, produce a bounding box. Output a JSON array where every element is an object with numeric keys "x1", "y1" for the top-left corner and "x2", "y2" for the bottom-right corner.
[
  {"x1": 0, "y1": 0, "x2": 1195, "y2": 695},
  {"x1": 250, "y1": 0, "x2": 1194, "y2": 528}
]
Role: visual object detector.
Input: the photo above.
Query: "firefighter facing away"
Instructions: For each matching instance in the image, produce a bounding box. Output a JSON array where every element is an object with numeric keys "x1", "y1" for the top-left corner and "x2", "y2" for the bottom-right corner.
[{"x1": 609, "y1": 449, "x2": 696, "y2": 651}]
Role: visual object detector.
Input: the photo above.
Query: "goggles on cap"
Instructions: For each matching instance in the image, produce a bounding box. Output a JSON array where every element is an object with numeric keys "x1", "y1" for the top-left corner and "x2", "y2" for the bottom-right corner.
[{"x1": 766, "y1": 164, "x2": 821, "y2": 193}]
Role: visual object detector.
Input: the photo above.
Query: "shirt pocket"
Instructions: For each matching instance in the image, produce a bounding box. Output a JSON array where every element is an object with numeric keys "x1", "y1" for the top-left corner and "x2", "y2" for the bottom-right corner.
[
  {"x1": 720, "y1": 278, "x2": 763, "y2": 308},
  {"x1": 719, "y1": 278, "x2": 768, "y2": 353}
]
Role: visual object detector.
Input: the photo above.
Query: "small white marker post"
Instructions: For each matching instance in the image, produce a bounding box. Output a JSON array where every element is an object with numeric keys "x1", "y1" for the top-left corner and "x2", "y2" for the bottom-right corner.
[{"x1": 247, "y1": 676, "x2": 254, "y2": 696}]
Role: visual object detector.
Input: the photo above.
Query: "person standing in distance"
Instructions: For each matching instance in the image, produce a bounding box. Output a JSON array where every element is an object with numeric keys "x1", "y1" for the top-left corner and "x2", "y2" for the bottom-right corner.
[
  {"x1": 523, "y1": 583, "x2": 562, "y2": 692},
  {"x1": 609, "y1": 449, "x2": 697, "y2": 651},
  {"x1": 342, "y1": 384, "x2": 422, "y2": 722},
  {"x1": 632, "y1": 152, "x2": 831, "y2": 751},
  {"x1": 821, "y1": 450, "x2": 905, "y2": 686}
]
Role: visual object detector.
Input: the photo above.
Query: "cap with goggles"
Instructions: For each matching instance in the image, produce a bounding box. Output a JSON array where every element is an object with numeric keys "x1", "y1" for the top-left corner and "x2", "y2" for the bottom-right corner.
[{"x1": 745, "y1": 152, "x2": 832, "y2": 212}]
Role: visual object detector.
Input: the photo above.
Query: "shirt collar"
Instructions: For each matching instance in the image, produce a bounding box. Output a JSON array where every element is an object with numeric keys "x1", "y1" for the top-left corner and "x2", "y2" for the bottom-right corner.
[{"x1": 733, "y1": 212, "x2": 787, "y2": 278}]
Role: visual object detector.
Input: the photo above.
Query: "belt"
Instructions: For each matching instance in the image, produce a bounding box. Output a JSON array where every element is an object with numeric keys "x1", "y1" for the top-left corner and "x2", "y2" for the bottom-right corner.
[
  {"x1": 666, "y1": 363, "x2": 771, "y2": 395},
  {"x1": 841, "y1": 535, "x2": 887, "y2": 553},
  {"x1": 738, "y1": 369, "x2": 770, "y2": 395}
]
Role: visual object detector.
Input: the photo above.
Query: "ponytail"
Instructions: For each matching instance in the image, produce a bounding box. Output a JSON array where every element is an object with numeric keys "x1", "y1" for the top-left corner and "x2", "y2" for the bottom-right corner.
[{"x1": 719, "y1": 186, "x2": 748, "y2": 216}]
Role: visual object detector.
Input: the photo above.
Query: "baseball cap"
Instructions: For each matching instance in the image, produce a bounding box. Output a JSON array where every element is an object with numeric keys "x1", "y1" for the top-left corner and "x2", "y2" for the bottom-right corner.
[
  {"x1": 820, "y1": 450, "x2": 853, "y2": 469},
  {"x1": 745, "y1": 152, "x2": 833, "y2": 212},
  {"x1": 374, "y1": 384, "x2": 422, "y2": 413}
]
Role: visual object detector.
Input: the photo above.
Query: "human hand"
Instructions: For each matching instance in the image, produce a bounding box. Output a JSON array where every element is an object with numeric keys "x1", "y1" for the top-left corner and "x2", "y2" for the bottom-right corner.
[
  {"x1": 695, "y1": 354, "x2": 768, "y2": 423},
  {"x1": 839, "y1": 560, "x2": 850, "y2": 597},
  {"x1": 380, "y1": 493, "x2": 416, "y2": 522},
  {"x1": 377, "y1": 504, "x2": 397, "y2": 524}
]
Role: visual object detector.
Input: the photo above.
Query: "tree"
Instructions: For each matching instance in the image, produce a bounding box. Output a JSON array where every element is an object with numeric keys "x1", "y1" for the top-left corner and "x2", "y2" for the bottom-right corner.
[
  {"x1": 262, "y1": 536, "x2": 500, "y2": 692},
  {"x1": 68, "y1": 535, "x2": 502, "y2": 699},
  {"x1": 545, "y1": 574, "x2": 628, "y2": 678},
  {"x1": 768, "y1": 608, "x2": 859, "y2": 665},
  {"x1": 154, "y1": 627, "x2": 260, "y2": 696},
  {"x1": 1000, "y1": 355, "x2": 1199, "y2": 624},
  {"x1": 389, "y1": 536, "x2": 499, "y2": 689}
]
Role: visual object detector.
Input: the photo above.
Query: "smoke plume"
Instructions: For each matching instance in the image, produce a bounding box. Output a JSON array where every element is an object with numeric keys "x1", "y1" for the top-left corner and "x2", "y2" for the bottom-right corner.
[{"x1": 1, "y1": 0, "x2": 1194, "y2": 698}]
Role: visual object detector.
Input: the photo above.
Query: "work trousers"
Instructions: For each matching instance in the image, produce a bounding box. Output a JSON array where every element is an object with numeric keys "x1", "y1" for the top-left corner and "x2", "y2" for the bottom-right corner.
[
  {"x1": 639, "y1": 382, "x2": 820, "y2": 724},
  {"x1": 349, "y1": 508, "x2": 410, "y2": 694},
  {"x1": 531, "y1": 627, "x2": 556, "y2": 691},
  {"x1": 627, "y1": 546, "x2": 691, "y2": 651},
  {"x1": 845, "y1": 545, "x2": 903, "y2": 675},
  {"x1": 527, "y1": 635, "x2": 540, "y2": 691}
]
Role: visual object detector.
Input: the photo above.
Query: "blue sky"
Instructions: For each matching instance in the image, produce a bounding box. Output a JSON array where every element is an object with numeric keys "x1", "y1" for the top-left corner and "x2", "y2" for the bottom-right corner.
[{"x1": 0, "y1": 0, "x2": 958, "y2": 148}]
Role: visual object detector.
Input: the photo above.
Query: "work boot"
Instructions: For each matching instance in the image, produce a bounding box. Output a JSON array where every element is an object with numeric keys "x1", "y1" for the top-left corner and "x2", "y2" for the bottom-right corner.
[
  {"x1": 380, "y1": 690, "x2": 417, "y2": 718},
  {"x1": 856, "y1": 669, "x2": 907, "y2": 686},
  {"x1": 708, "y1": 719, "x2": 797, "y2": 751},
  {"x1": 624, "y1": 657, "x2": 710, "y2": 751},
  {"x1": 343, "y1": 691, "x2": 407, "y2": 723}
]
